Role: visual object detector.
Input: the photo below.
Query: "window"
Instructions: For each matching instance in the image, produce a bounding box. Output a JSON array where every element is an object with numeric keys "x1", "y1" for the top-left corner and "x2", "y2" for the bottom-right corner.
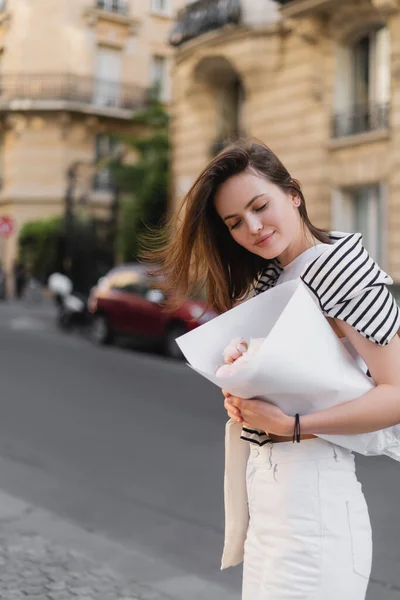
[
  {"x1": 109, "y1": 271, "x2": 150, "y2": 296},
  {"x1": 211, "y1": 75, "x2": 244, "y2": 155},
  {"x1": 333, "y1": 27, "x2": 390, "y2": 137},
  {"x1": 94, "y1": 47, "x2": 122, "y2": 108},
  {"x1": 333, "y1": 185, "x2": 385, "y2": 264},
  {"x1": 96, "y1": 0, "x2": 128, "y2": 15},
  {"x1": 151, "y1": 0, "x2": 169, "y2": 15},
  {"x1": 151, "y1": 55, "x2": 168, "y2": 101},
  {"x1": 93, "y1": 134, "x2": 118, "y2": 191}
]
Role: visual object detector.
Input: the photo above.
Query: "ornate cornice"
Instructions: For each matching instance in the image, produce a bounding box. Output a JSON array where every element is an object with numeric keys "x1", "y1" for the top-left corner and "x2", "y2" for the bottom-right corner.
[{"x1": 83, "y1": 7, "x2": 140, "y2": 35}]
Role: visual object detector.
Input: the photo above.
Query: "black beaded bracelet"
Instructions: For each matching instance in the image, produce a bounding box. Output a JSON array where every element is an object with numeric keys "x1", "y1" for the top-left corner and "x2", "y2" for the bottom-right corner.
[{"x1": 293, "y1": 413, "x2": 301, "y2": 443}]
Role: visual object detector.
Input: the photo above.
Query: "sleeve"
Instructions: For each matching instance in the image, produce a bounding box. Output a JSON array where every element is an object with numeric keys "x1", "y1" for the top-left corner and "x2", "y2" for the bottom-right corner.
[{"x1": 300, "y1": 233, "x2": 400, "y2": 346}]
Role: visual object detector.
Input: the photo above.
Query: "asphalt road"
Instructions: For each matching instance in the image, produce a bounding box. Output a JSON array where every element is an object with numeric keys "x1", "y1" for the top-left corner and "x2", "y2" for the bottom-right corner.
[{"x1": 0, "y1": 300, "x2": 399, "y2": 599}]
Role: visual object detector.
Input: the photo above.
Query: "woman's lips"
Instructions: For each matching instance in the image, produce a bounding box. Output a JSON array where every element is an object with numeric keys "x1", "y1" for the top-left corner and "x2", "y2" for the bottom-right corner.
[{"x1": 255, "y1": 232, "x2": 275, "y2": 247}]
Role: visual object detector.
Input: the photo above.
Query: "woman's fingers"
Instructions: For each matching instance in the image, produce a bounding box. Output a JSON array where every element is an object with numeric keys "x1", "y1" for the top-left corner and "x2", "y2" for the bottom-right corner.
[
  {"x1": 224, "y1": 397, "x2": 243, "y2": 422},
  {"x1": 222, "y1": 389, "x2": 231, "y2": 398},
  {"x1": 224, "y1": 397, "x2": 233, "y2": 410},
  {"x1": 228, "y1": 410, "x2": 243, "y2": 422}
]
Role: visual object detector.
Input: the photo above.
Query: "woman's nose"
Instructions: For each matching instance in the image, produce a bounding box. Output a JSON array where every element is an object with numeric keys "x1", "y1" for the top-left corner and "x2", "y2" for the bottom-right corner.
[{"x1": 248, "y1": 216, "x2": 263, "y2": 234}]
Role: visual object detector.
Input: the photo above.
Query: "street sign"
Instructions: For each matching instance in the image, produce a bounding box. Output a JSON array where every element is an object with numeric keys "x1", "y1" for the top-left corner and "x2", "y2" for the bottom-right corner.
[{"x1": 0, "y1": 216, "x2": 15, "y2": 238}]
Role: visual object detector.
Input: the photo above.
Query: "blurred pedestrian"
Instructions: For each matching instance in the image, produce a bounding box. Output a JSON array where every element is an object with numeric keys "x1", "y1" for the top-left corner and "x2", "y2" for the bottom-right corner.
[
  {"x1": 143, "y1": 139, "x2": 400, "y2": 599},
  {"x1": 13, "y1": 261, "x2": 27, "y2": 299}
]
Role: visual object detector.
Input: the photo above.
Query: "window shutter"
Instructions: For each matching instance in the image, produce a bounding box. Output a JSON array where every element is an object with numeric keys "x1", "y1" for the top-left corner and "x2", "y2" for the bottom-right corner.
[
  {"x1": 334, "y1": 44, "x2": 353, "y2": 112},
  {"x1": 375, "y1": 26, "x2": 390, "y2": 106}
]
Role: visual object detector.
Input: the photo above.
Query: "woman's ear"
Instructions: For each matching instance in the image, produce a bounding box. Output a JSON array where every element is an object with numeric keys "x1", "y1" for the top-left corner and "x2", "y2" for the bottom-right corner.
[{"x1": 292, "y1": 195, "x2": 301, "y2": 207}]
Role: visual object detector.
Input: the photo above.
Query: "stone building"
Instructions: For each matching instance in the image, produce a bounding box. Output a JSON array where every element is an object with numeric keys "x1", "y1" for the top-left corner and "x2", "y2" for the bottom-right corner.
[
  {"x1": 170, "y1": 0, "x2": 400, "y2": 291},
  {"x1": 0, "y1": 0, "x2": 185, "y2": 279}
]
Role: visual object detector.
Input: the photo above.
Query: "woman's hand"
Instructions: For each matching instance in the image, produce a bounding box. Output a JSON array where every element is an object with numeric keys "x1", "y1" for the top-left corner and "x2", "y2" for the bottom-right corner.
[
  {"x1": 223, "y1": 390, "x2": 244, "y2": 423},
  {"x1": 222, "y1": 390, "x2": 294, "y2": 436}
]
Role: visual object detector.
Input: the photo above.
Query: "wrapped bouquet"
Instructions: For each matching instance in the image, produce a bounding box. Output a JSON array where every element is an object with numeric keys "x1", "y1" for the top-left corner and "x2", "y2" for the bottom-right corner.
[{"x1": 176, "y1": 279, "x2": 400, "y2": 461}]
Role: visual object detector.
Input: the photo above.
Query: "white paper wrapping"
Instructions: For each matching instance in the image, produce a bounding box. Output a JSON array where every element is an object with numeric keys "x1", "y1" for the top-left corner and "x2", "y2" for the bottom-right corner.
[{"x1": 176, "y1": 279, "x2": 400, "y2": 460}]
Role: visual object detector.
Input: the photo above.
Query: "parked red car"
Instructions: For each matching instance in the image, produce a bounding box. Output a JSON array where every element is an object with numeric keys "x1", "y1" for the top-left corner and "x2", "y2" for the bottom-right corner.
[{"x1": 87, "y1": 263, "x2": 217, "y2": 358}]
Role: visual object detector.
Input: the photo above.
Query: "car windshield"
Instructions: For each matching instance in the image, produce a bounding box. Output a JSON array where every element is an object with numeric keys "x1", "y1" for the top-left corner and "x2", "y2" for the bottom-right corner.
[{"x1": 100, "y1": 267, "x2": 207, "y2": 304}]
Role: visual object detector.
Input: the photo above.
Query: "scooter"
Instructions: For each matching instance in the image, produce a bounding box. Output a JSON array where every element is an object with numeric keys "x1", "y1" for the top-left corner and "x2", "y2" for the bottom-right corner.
[{"x1": 48, "y1": 273, "x2": 89, "y2": 331}]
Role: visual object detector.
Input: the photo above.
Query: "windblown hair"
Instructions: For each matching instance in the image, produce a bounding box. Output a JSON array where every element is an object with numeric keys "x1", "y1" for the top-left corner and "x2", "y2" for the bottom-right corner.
[{"x1": 141, "y1": 139, "x2": 331, "y2": 314}]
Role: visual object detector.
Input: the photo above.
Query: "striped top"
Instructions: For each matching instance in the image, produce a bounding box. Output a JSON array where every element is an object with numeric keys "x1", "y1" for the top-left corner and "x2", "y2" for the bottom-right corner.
[{"x1": 241, "y1": 231, "x2": 400, "y2": 447}]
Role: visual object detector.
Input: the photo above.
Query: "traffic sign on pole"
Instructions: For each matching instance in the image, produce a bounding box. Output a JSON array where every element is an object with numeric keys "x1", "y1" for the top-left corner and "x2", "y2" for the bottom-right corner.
[{"x1": 0, "y1": 216, "x2": 15, "y2": 238}]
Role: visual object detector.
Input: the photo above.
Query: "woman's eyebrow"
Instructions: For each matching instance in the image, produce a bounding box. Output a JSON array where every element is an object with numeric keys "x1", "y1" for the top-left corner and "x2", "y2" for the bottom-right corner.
[{"x1": 223, "y1": 194, "x2": 265, "y2": 221}]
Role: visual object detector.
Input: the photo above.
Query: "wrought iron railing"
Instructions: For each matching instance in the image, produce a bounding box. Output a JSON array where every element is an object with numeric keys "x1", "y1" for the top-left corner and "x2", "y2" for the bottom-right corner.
[
  {"x1": 170, "y1": 0, "x2": 241, "y2": 47},
  {"x1": 0, "y1": 74, "x2": 147, "y2": 113},
  {"x1": 332, "y1": 103, "x2": 389, "y2": 138},
  {"x1": 96, "y1": 0, "x2": 128, "y2": 16}
]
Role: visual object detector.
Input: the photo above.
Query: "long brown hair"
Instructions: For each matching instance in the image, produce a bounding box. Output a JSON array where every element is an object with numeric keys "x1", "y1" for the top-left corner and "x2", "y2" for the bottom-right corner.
[{"x1": 141, "y1": 139, "x2": 331, "y2": 314}]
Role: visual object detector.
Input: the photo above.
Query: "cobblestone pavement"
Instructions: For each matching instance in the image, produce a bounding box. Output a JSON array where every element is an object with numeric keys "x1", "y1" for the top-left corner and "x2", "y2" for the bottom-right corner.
[{"x1": 0, "y1": 533, "x2": 171, "y2": 600}]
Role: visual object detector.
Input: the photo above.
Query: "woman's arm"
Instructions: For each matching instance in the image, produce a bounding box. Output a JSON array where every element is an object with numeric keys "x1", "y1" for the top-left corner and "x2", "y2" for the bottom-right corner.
[
  {"x1": 226, "y1": 319, "x2": 400, "y2": 437},
  {"x1": 300, "y1": 319, "x2": 400, "y2": 435}
]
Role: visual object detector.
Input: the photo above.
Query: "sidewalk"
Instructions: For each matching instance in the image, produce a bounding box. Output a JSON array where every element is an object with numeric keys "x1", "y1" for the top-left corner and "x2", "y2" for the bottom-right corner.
[
  {"x1": 0, "y1": 489, "x2": 239, "y2": 600},
  {"x1": 0, "y1": 533, "x2": 162, "y2": 600},
  {"x1": 0, "y1": 492, "x2": 173, "y2": 600}
]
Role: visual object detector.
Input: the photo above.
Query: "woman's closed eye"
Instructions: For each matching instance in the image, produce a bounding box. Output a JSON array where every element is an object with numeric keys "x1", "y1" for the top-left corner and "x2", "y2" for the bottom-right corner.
[
  {"x1": 230, "y1": 221, "x2": 241, "y2": 230},
  {"x1": 230, "y1": 204, "x2": 268, "y2": 230}
]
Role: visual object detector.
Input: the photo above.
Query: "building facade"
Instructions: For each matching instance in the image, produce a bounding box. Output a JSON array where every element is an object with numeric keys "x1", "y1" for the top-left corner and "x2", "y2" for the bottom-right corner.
[
  {"x1": 0, "y1": 0, "x2": 185, "y2": 282},
  {"x1": 170, "y1": 0, "x2": 400, "y2": 292}
]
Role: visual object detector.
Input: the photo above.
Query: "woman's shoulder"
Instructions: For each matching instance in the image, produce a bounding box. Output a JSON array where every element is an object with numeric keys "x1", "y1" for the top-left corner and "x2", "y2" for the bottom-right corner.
[
  {"x1": 301, "y1": 231, "x2": 392, "y2": 293},
  {"x1": 301, "y1": 231, "x2": 400, "y2": 346}
]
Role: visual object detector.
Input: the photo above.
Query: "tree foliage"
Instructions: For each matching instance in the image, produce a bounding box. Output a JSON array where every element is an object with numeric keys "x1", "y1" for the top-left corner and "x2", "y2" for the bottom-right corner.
[
  {"x1": 112, "y1": 92, "x2": 170, "y2": 262},
  {"x1": 18, "y1": 215, "x2": 106, "y2": 291},
  {"x1": 19, "y1": 216, "x2": 64, "y2": 283}
]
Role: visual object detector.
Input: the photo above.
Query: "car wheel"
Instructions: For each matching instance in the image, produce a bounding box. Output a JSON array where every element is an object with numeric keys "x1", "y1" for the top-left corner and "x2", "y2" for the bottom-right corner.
[
  {"x1": 90, "y1": 314, "x2": 113, "y2": 346},
  {"x1": 164, "y1": 323, "x2": 186, "y2": 359}
]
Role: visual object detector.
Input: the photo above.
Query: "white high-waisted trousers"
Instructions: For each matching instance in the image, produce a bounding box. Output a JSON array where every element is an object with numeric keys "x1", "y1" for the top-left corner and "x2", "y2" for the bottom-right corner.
[{"x1": 243, "y1": 438, "x2": 372, "y2": 600}]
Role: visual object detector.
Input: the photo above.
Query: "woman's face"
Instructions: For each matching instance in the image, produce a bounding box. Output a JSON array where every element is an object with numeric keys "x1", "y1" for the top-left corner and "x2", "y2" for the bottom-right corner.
[{"x1": 214, "y1": 169, "x2": 304, "y2": 266}]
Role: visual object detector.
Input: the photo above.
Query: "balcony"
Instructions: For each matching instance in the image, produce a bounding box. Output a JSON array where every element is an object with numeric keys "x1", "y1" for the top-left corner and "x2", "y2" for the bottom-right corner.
[
  {"x1": 170, "y1": 0, "x2": 241, "y2": 47},
  {"x1": 95, "y1": 0, "x2": 128, "y2": 16},
  {"x1": 332, "y1": 103, "x2": 389, "y2": 139},
  {"x1": 0, "y1": 74, "x2": 147, "y2": 119}
]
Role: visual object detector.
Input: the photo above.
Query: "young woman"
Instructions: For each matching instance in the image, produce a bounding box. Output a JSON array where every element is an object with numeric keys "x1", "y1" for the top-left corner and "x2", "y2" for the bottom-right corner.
[{"x1": 145, "y1": 140, "x2": 400, "y2": 599}]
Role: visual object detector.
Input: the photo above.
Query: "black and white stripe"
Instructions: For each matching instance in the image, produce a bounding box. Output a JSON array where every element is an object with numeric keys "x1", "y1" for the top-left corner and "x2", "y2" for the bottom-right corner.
[
  {"x1": 240, "y1": 427, "x2": 271, "y2": 446},
  {"x1": 254, "y1": 258, "x2": 283, "y2": 295},
  {"x1": 241, "y1": 231, "x2": 400, "y2": 446},
  {"x1": 301, "y1": 232, "x2": 400, "y2": 346}
]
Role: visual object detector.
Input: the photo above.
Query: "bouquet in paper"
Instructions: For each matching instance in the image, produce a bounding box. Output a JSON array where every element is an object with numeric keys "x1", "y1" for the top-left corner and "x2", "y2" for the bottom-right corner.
[{"x1": 176, "y1": 279, "x2": 400, "y2": 461}]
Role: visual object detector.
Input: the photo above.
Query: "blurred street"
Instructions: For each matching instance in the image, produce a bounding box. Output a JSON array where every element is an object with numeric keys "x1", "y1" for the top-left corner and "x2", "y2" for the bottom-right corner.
[{"x1": 0, "y1": 300, "x2": 398, "y2": 599}]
